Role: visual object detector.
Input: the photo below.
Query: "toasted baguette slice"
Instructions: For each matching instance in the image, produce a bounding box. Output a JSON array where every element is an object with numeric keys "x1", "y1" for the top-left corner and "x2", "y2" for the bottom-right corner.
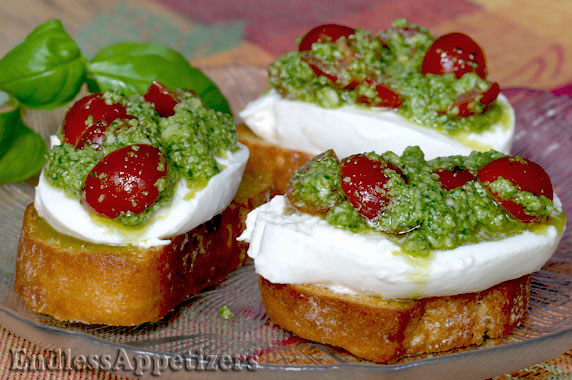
[
  {"x1": 236, "y1": 124, "x2": 313, "y2": 193},
  {"x1": 16, "y1": 204, "x2": 251, "y2": 326},
  {"x1": 14, "y1": 126, "x2": 309, "y2": 326},
  {"x1": 243, "y1": 125, "x2": 531, "y2": 362},
  {"x1": 259, "y1": 275, "x2": 530, "y2": 363}
]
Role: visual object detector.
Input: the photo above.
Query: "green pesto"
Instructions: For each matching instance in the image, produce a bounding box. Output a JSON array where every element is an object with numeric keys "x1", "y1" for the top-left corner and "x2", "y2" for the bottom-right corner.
[
  {"x1": 44, "y1": 90, "x2": 237, "y2": 227},
  {"x1": 218, "y1": 305, "x2": 233, "y2": 319},
  {"x1": 286, "y1": 150, "x2": 344, "y2": 213},
  {"x1": 288, "y1": 146, "x2": 561, "y2": 257},
  {"x1": 325, "y1": 201, "x2": 365, "y2": 230},
  {"x1": 489, "y1": 177, "x2": 554, "y2": 219},
  {"x1": 44, "y1": 143, "x2": 100, "y2": 198},
  {"x1": 268, "y1": 19, "x2": 506, "y2": 136},
  {"x1": 159, "y1": 93, "x2": 237, "y2": 183}
]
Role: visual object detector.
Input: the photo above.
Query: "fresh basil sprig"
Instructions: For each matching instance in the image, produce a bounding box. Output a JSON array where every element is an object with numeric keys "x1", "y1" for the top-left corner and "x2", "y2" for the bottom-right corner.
[
  {"x1": 0, "y1": 95, "x2": 47, "y2": 182},
  {"x1": 0, "y1": 20, "x2": 87, "y2": 109},
  {"x1": 0, "y1": 19, "x2": 232, "y2": 182},
  {"x1": 87, "y1": 42, "x2": 231, "y2": 115}
]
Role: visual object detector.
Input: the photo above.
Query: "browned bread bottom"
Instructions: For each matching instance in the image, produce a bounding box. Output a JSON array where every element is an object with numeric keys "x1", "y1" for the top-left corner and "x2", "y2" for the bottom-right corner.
[
  {"x1": 14, "y1": 126, "x2": 310, "y2": 326},
  {"x1": 259, "y1": 275, "x2": 530, "y2": 363},
  {"x1": 236, "y1": 124, "x2": 312, "y2": 193},
  {"x1": 16, "y1": 204, "x2": 253, "y2": 326},
  {"x1": 242, "y1": 126, "x2": 531, "y2": 362}
]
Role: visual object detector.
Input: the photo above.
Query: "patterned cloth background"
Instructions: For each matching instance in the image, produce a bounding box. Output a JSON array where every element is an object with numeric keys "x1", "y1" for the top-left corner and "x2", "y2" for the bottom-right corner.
[{"x1": 0, "y1": 0, "x2": 570, "y2": 378}]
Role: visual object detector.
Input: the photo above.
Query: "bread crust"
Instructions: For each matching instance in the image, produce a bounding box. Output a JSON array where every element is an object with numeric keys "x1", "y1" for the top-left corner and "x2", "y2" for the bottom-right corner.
[
  {"x1": 14, "y1": 126, "x2": 309, "y2": 325},
  {"x1": 15, "y1": 122, "x2": 532, "y2": 364},
  {"x1": 16, "y1": 204, "x2": 251, "y2": 325},
  {"x1": 236, "y1": 124, "x2": 312, "y2": 194},
  {"x1": 259, "y1": 275, "x2": 530, "y2": 363},
  {"x1": 243, "y1": 125, "x2": 531, "y2": 362}
]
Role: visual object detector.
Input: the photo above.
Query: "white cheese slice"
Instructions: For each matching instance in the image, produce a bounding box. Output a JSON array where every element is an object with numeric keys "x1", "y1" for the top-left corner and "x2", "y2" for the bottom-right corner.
[
  {"x1": 239, "y1": 195, "x2": 564, "y2": 298},
  {"x1": 240, "y1": 90, "x2": 515, "y2": 159},
  {"x1": 35, "y1": 143, "x2": 249, "y2": 247}
]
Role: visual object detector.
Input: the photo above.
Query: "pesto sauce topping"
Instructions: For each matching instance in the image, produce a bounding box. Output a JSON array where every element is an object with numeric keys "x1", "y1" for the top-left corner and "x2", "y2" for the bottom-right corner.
[
  {"x1": 489, "y1": 177, "x2": 554, "y2": 218},
  {"x1": 160, "y1": 94, "x2": 237, "y2": 183},
  {"x1": 286, "y1": 150, "x2": 344, "y2": 213},
  {"x1": 268, "y1": 19, "x2": 506, "y2": 136},
  {"x1": 218, "y1": 305, "x2": 233, "y2": 319},
  {"x1": 287, "y1": 146, "x2": 560, "y2": 257},
  {"x1": 44, "y1": 90, "x2": 237, "y2": 227}
]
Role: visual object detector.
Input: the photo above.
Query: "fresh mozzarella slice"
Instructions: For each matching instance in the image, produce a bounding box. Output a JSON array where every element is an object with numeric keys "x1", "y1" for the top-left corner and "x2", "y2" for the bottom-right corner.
[
  {"x1": 239, "y1": 195, "x2": 564, "y2": 298},
  {"x1": 35, "y1": 143, "x2": 249, "y2": 247},
  {"x1": 240, "y1": 90, "x2": 514, "y2": 159}
]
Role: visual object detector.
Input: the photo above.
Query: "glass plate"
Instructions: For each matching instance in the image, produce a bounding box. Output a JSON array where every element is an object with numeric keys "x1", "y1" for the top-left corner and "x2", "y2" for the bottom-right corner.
[{"x1": 0, "y1": 66, "x2": 570, "y2": 380}]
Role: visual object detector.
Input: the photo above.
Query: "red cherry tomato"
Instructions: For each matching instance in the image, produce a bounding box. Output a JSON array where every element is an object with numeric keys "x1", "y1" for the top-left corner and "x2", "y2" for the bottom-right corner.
[
  {"x1": 434, "y1": 167, "x2": 475, "y2": 190},
  {"x1": 144, "y1": 81, "x2": 179, "y2": 117},
  {"x1": 298, "y1": 26, "x2": 361, "y2": 89},
  {"x1": 478, "y1": 156, "x2": 553, "y2": 223},
  {"x1": 76, "y1": 120, "x2": 109, "y2": 150},
  {"x1": 63, "y1": 94, "x2": 129, "y2": 146},
  {"x1": 301, "y1": 57, "x2": 363, "y2": 90},
  {"x1": 343, "y1": 80, "x2": 360, "y2": 90},
  {"x1": 456, "y1": 82, "x2": 500, "y2": 117},
  {"x1": 298, "y1": 24, "x2": 355, "y2": 51},
  {"x1": 76, "y1": 119, "x2": 134, "y2": 150},
  {"x1": 374, "y1": 84, "x2": 402, "y2": 108},
  {"x1": 300, "y1": 55, "x2": 339, "y2": 83},
  {"x1": 340, "y1": 155, "x2": 403, "y2": 220},
  {"x1": 310, "y1": 63, "x2": 338, "y2": 82},
  {"x1": 82, "y1": 144, "x2": 167, "y2": 219},
  {"x1": 422, "y1": 32, "x2": 487, "y2": 79},
  {"x1": 286, "y1": 150, "x2": 341, "y2": 215},
  {"x1": 356, "y1": 82, "x2": 403, "y2": 108}
]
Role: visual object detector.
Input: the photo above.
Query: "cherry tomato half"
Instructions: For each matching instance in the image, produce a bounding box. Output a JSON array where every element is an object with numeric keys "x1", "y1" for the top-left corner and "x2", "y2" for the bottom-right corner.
[
  {"x1": 478, "y1": 156, "x2": 553, "y2": 223},
  {"x1": 434, "y1": 167, "x2": 476, "y2": 190},
  {"x1": 76, "y1": 120, "x2": 109, "y2": 150},
  {"x1": 298, "y1": 24, "x2": 355, "y2": 51},
  {"x1": 300, "y1": 54, "x2": 339, "y2": 83},
  {"x1": 82, "y1": 144, "x2": 167, "y2": 219},
  {"x1": 63, "y1": 94, "x2": 129, "y2": 146},
  {"x1": 144, "y1": 81, "x2": 179, "y2": 117},
  {"x1": 422, "y1": 32, "x2": 487, "y2": 79},
  {"x1": 286, "y1": 149, "x2": 341, "y2": 215},
  {"x1": 456, "y1": 82, "x2": 500, "y2": 117},
  {"x1": 356, "y1": 81, "x2": 403, "y2": 108},
  {"x1": 374, "y1": 84, "x2": 403, "y2": 108},
  {"x1": 340, "y1": 155, "x2": 403, "y2": 220}
]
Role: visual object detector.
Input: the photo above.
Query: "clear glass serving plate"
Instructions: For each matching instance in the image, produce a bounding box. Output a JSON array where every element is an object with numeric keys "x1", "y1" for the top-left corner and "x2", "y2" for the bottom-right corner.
[{"x1": 0, "y1": 66, "x2": 570, "y2": 380}]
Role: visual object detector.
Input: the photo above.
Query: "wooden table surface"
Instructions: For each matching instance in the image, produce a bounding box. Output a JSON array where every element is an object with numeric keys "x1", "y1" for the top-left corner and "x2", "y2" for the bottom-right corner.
[{"x1": 0, "y1": 0, "x2": 571, "y2": 379}]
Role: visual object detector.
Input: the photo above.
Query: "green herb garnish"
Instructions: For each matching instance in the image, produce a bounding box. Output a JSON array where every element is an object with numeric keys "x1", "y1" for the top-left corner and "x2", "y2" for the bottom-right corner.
[
  {"x1": 0, "y1": 19, "x2": 232, "y2": 182},
  {"x1": 219, "y1": 305, "x2": 233, "y2": 319}
]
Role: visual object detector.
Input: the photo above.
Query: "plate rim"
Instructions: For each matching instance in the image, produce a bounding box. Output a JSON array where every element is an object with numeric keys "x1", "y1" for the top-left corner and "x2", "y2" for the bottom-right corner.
[
  {"x1": 1, "y1": 69, "x2": 571, "y2": 375},
  {"x1": 1, "y1": 288, "x2": 571, "y2": 373}
]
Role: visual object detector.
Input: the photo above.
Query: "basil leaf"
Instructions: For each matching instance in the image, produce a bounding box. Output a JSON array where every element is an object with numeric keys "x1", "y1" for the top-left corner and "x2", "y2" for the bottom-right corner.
[
  {"x1": 86, "y1": 42, "x2": 232, "y2": 115},
  {"x1": 0, "y1": 93, "x2": 16, "y2": 155},
  {"x1": 0, "y1": 98, "x2": 47, "y2": 182},
  {"x1": 0, "y1": 20, "x2": 87, "y2": 109}
]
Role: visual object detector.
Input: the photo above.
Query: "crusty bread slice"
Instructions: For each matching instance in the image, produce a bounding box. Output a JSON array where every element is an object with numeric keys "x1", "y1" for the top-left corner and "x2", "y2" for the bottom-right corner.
[
  {"x1": 259, "y1": 275, "x2": 530, "y2": 363},
  {"x1": 14, "y1": 126, "x2": 310, "y2": 326},
  {"x1": 240, "y1": 125, "x2": 531, "y2": 362},
  {"x1": 16, "y1": 204, "x2": 250, "y2": 325},
  {"x1": 235, "y1": 124, "x2": 313, "y2": 193},
  {"x1": 16, "y1": 122, "x2": 530, "y2": 366}
]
